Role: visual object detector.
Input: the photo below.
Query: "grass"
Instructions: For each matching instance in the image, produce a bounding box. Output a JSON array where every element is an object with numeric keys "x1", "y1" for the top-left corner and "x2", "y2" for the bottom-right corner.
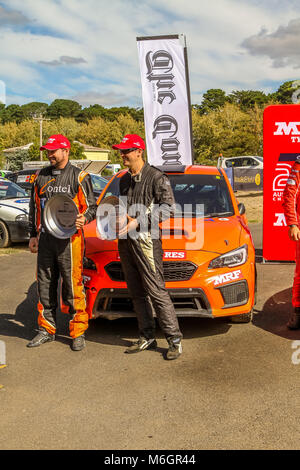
[{"x1": 0, "y1": 244, "x2": 29, "y2": 256}]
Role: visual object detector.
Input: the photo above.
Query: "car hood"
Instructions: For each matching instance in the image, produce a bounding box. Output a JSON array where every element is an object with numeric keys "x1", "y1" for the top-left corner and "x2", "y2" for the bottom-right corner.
[
  {"x1": 0, "y1": 197, "x2": 30, "y2": 213},
  {"x1": 84, "y1": 216, "x2": 242, "y2": 255}
]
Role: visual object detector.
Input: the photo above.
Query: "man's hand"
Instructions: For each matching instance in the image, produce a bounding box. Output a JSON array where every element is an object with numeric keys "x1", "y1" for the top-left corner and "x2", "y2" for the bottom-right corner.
[
  {"x1": 29, "y1": 237, "x2": 38, "y2": 253},
  {"x1": 289, "y1": 225, "x2": 300, "y2": 241},
  {"x1": 118, "y1": 215, "x2": 139, "y2": 238},
  {"x1": 75, "y1": 213, "x2": 87, "y2": 230}
]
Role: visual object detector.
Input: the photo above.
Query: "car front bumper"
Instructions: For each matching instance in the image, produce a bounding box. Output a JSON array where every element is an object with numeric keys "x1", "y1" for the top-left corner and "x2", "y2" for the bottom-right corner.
[{"x1": 83, "y1": 250, "x2": 255, "y2": 320}]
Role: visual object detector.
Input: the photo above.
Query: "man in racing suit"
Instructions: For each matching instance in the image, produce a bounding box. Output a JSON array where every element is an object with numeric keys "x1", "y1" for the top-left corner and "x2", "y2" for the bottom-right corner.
[
  {"x1": 283, "y1": 155, "x2": 300, "y2": 329},
  {"x1": 112, "y1": 134, "x2": 183, "y2": 360},
  {"x1": 27, "y1": 134, "x2": 97, "y2": 350}
]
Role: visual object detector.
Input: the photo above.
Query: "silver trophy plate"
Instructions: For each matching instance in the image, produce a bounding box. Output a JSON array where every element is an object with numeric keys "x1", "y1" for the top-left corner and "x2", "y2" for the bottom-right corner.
[
  {"x1": 43, "y1": 194, "x2": 79, "y2": 239},
  {"x1": 96, "y1": 195, "x2": 127, "y2": 240}
]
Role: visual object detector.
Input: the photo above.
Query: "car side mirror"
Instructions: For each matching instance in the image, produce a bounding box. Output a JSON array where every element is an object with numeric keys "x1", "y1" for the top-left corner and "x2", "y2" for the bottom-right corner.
[{"x1": 238, "y1": 202, "x2": 246, "y2": 215}]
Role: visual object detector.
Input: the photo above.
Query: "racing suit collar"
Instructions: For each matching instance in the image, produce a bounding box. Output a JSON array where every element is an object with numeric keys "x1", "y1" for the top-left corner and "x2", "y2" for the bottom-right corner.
[
  {"x1": 51, "y1": 160, "x2": 71, "y2": 175},
  {"x1": 128, "y1": 162, "x2": 148, "y2": 182}
]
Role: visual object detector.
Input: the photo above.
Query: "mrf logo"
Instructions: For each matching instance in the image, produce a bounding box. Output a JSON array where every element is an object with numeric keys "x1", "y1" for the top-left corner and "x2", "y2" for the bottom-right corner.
[
  {"x1": 274, "y1": 122, "x2": 300, "y2": 143},
  {"x1": 211, "y1": 269, "x2": 242, "y2": 286},
  {"x1": 273, "y1": 213, "x2": 287, "y2": 227}
]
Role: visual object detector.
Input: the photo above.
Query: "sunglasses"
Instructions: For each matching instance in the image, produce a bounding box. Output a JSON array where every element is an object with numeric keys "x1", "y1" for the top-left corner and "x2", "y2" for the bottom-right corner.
[{"x1": 119, "y1": 148, "x2": 138, "y2": 155}]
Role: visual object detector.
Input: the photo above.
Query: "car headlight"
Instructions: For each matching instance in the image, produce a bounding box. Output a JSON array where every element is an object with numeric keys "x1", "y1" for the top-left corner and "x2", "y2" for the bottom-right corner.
[
  {"x1": 83, "y1": 257, "x2": 97, "y2": 271},
  {"x1": 209, "y1": 244, "x2": 248, "y2": 269},
  {"x1": 15, "y1": 214, "x2": 28, "y2": 222}
]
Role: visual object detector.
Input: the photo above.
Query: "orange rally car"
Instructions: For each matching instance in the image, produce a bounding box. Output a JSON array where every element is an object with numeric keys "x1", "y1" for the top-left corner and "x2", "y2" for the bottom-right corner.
[{"x1": 83, "y1": 165, "x2": 256, "y2": 323}]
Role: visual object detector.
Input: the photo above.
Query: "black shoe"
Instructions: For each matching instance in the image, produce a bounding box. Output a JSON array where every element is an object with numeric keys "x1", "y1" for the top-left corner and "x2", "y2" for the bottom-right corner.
[
  {"x1": 166, "y1": 338, "x2": 182, "y2": 360},
  {"x1": 27, "y1": 330, "x2": 55, "y2": 348},
  {"x1": 71, "y1": 334, "x2": 86, "y2": 351},
  {"x1": 287, "y1": 308, "x2": 300, "y2": 330},
  {"x1": 125, "y1": 338, "x2": 157, "y2": 354}
]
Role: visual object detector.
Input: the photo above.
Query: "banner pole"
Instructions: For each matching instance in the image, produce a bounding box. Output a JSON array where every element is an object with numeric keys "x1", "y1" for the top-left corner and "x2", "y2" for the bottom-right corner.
[{"x1": 180, "y1": 34, "x2": 194, "y2": 164}]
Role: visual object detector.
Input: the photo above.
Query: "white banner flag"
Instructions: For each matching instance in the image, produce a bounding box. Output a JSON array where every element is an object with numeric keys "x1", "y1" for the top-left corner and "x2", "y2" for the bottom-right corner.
[{"x1": 137, "y1": 35, "x2": 193, "y2": 168}]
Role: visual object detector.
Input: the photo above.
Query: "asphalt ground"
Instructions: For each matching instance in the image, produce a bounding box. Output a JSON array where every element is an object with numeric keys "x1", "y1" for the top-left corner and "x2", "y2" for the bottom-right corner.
[{"x1": 0, "y1": 224, "x2": 299, "y2": 450}]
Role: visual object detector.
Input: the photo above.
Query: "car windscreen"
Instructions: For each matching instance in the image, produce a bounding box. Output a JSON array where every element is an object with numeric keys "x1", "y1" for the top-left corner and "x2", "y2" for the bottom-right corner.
[
  {"x1": 90, "y1": 174, "x2": 108, "y2": 191},
  {"x1": 0, "y1": 180, "x2": 27, "y2": 199},
  {"x1": 100, "y1": 173, "x2": 234, "y2": 218},
  {"x1": 169, "y1": 174, "x2": 234, "y2": 217}
]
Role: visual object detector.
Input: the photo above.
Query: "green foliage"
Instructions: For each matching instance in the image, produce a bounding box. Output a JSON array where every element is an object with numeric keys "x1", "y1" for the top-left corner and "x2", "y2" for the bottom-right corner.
[
  {"x1": 275, "y1": 80, "x2": 296, "y2": 104},
  {"x1": 7, "y1": 149, "x2": 30, "y2": 171},
  {"x1": 198, "y1": 89, "x2": 228, "y2": 115},
  {"x1": 1, "y1": 104, "x2": 25, "y2": 124},
  {"x1": 21, "y1": 102, "x2": 48, "y2": 119},
  {"x1": 0, "y1": 80, "x2": 298, "y2": 168},
  {"x1": 227, "y1": 90, "x2": 269, "y2": 110},
  {"x1": 70, "y1": 141, "x2": 86, "y2": 160},
  {"x1": 47, "y1": 99, "x2": 82, "y2": 120}
]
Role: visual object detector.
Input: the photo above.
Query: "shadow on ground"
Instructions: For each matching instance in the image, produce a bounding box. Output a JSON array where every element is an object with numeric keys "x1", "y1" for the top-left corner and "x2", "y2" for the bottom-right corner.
[
  {"x1": 0, "y1": 280, "x2": 232, "y2": 348},
  {"x1": 253, "y1": 287, "x2": 300, "y2": 340},
  {"x1": 0, "y1": 281, "x2": 69, "y2": 344},
  {"x1": 86, "y1": 316, "x2": 232, "y2": 349}
]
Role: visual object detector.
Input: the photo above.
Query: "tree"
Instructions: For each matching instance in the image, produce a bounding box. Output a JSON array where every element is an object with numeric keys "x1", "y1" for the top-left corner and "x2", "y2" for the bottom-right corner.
[
  {"x1": 21, "y1": 102, "x2": 48, "y2": 119},
  {"x1": 7, "y1": 149, "x2": 30, "y2": 171},
  {"x1": 274, "y1": 80, "x2": 299, "y2": 104},
  {"x1": 77, "y1": 104, "x2": 108, "y2": 123},
  {"x1": 42, "y1": 117, "x2": 81, "y2": 143},
  {"x1": 70, "y1": 141, "x2": 86, "y2": 160},
  {"x1": 1, "y1": 104, "x2": 25, "y2": 124},
  {"x1": 227, "y1": 90, "x2": 269, "y2": 110},
  {"x1": 198, "y1": 89, "x2": 227, "y2": 115},
  {"x1": 47, "y1": 99, "x2": 82, "y2": 120}
]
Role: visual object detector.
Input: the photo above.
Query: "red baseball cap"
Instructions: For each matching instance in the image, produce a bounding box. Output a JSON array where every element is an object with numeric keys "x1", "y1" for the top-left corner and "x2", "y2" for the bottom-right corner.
[
  {"x1": 112, "y1": 134, "x2": 145, "y2": 150},
  {"x1": 40, "y1": 134, "x2": 71, "y2": 151}
]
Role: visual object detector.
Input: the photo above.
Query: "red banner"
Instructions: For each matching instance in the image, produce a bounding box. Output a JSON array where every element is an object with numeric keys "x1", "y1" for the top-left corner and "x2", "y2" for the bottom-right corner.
[{"x1": 263, "y1": 104, "x2": 300, "y2": 261}]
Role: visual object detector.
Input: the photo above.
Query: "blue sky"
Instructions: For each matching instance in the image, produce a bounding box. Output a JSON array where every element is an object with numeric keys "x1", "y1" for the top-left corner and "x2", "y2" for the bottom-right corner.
[{"x1": 1, "y1": 0, "x2": 300, "y2": 108}]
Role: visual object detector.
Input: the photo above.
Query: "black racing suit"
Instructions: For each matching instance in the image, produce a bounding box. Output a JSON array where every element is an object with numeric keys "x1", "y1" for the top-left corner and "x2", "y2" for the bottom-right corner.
[
  {"x1": 29, "y1": 161, "x2": 97, "y2": 338},
  {"x1": 118, "y1": 162, "x2": 182, "y2": 342}
]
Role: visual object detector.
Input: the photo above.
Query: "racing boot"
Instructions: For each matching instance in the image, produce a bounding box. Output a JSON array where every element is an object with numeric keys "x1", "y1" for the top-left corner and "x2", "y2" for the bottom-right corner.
[
  {"x1": 27, "y1": 329, "x2": 55, "y2": 348},
  {"x1": 125, "y1": 337, "x2": 157, "y2": 354},
  {"x1": 166, "y1": 337, "x2": 182, "y2": 360},
  {"x1": 287, "y1": 307, "x2": 300, "y2": 330},
  {"x1": 71, "y1": 334, "x2": 86, "y2": 351}
]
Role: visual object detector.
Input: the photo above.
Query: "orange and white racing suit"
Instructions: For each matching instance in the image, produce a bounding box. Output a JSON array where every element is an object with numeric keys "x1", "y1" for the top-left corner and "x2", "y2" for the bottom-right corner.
[{"x1": 29, "y1": 161, "x2": 97, "y2": 338}]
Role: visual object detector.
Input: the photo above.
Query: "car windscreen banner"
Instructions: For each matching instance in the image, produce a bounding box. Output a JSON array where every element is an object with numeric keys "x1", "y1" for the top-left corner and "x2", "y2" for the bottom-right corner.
[
  {"x1": 137, "y1": 34, "x2": 193, "y2": 167},
  {"x1": 233, "y1": 168, "x2": 263, "y2": 191},
  {"x1": 263, "y1": 104, "x2": 300, "y2": 261}
]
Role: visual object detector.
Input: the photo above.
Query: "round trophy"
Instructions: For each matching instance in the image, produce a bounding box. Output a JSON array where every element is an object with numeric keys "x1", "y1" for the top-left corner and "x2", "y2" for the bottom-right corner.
[
  {"x1": 43, "y1": 194, "x2": 79, "y2": 239},
  {"x1": 96, "y1": 195, "x2": 127, "y2": 240}
]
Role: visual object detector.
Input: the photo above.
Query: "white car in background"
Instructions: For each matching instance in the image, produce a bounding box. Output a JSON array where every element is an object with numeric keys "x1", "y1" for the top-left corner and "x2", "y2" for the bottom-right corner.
[
  {"x1": 0, "y1": 179, "x2": 30, "y2": 248},
  {"x1": 218, "y1": 155, "x2": 263, "y2": 170}
]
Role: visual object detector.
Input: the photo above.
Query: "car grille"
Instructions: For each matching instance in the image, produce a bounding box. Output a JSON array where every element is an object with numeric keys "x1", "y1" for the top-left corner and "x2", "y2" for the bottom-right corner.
[
  {"x1": 94, "y1": 287, "x2": 211, "y2": 318},
  {"x1": 218, "y1": 281, "x2": 249, "y2": 307},
  {"x1": 105, "y1": 261, "x2": 197, "y2": 282}
]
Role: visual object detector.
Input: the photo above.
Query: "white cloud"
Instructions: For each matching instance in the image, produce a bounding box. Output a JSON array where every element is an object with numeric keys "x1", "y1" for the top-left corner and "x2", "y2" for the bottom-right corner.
[
  {"x1": 242, "y1": 18, "x2": 300, "y2": 69},
  {"x1": 2, "y1": 0, "x2": 300, "y2": 106},
  {"x1": 0, "y1": 5, "x2": 29, "y2": 26}
]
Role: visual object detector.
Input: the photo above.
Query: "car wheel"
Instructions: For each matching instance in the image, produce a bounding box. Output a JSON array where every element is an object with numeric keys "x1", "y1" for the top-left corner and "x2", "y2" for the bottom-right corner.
[
  {"x1": 0, "y1": 221, "x2": 11, "y2": 248},
  {"x1": 229, "y1": 309, "x2": 253, "y2": 323}
]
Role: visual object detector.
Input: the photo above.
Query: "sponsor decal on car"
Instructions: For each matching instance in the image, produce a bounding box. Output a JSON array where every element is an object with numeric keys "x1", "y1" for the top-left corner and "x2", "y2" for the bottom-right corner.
[
  {"x1": 209, "y1": 269, "x2": 243, "y2": 286},
  {"x1": 163, "y1": 251, "x2": 186, "y2": 260}
]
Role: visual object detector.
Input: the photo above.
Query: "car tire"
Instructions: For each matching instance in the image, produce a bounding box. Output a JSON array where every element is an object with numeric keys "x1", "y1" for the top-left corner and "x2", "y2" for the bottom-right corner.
[
  {"x1": 0, "y1": 220, "x2": 11, "y2": 248},
  {"x1": 229, "y1": 309, "x2": 253, "y2": 323}
]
